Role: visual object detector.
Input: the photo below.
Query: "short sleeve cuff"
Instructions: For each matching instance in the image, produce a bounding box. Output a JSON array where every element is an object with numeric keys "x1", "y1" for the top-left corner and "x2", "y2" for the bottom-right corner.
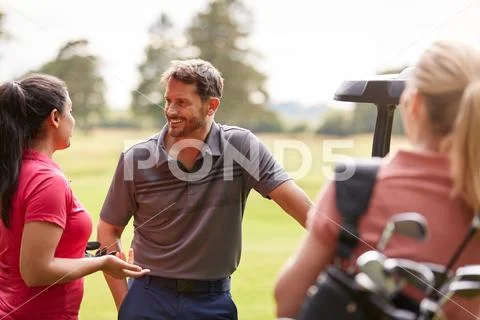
[
  {"x1": 256, "y1": 175, "x2": 292, "y2": 198},
  {"x1": 99, "y1": 211, "x2": 130, "y2": 227},
  {"x1": 24, "y1": 215, "x2": 66, "y2": 229}
]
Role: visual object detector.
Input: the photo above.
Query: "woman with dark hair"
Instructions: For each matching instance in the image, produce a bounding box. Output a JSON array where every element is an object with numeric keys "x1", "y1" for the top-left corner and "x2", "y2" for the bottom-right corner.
[{"x1": 0, "y1": 74, "x2": 149, "y2": 320}]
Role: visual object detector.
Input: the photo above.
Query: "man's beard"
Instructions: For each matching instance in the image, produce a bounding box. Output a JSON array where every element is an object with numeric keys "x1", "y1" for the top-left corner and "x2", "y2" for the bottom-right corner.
[{"x1": 168, "y1": 116, "x2": 205, "y2": 138}]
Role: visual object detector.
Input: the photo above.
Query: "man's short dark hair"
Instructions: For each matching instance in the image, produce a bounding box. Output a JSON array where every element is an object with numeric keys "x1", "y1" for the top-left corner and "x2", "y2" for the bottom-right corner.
[{"x1": 161, "y1": 59, "x2": 224, "y2": 101}]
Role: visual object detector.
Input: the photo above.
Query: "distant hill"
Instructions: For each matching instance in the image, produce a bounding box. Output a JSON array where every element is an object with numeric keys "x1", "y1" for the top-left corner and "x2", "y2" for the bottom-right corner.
[{"x1": 267, "y1": 101, "x2": 330, "y2": 128}]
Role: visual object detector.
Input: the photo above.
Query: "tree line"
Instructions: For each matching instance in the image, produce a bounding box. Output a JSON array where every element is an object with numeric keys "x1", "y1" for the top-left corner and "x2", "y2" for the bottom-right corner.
[
  {"x1": 315, "y1": 103, "x2": 404, "y2": 136},
  {"x1": 0, "y1": 2, "x2": 404, "y2": 135},
  {"x1": 0, "y1": 1, "x2": 284, "y2": 132}
]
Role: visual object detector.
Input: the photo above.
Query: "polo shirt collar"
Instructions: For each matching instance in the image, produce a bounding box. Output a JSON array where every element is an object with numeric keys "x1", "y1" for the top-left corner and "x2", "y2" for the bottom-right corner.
[
  {"x1": 204, "y1": 122, "x2": 222, "y2": 157},
  {"x1": 389, "y1": 149, "x2": 449, "y2": 167},
  {"x1": 156, "y1": 122, "x2": 222, "y2": 166},
  {"x1": 23, "y1": 149, "x2": 61, "y2": 169}
]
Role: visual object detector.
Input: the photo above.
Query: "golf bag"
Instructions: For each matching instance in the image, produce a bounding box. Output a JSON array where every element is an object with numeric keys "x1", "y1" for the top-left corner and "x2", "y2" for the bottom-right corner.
[{"x1": 297, "y1": 160, "x2": 418, "y2": 320}]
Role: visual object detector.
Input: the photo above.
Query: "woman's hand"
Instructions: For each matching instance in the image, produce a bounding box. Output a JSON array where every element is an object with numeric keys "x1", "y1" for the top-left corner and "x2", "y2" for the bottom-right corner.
[{"x1": 101, "y1": 249, "x2": 150, "y2": 279}]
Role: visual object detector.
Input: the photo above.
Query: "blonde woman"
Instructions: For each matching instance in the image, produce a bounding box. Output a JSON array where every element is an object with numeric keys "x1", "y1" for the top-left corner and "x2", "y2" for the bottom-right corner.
[{"x1": 274, "y1": 40, "x2": 480, "y2": 319}]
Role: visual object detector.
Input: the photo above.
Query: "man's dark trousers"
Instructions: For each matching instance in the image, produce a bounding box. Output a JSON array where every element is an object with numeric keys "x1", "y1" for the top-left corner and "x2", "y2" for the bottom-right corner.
[{"x1": 118, "y1": 276, "x2": 238, "y2": 320}]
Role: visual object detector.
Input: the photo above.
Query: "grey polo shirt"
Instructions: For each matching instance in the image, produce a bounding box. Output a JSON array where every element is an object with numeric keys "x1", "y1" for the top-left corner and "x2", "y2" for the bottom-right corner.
[{"x1": 100, "y1": 122, "x2": 291, "y2": 280}]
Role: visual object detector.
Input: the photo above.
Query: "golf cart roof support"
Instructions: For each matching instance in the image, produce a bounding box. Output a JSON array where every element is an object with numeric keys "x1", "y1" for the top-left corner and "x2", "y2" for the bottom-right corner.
[
  {"x1": 373, "y1": 104, "x2": 396, "y2": 157},
  {"x1": 333, "y1": 78, "x2": 405, "y2": 157}
]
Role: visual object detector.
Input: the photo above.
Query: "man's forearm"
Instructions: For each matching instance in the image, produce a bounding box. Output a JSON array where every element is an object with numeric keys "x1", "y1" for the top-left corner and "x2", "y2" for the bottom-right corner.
[
  {"x1": 270, "y1": 180, "x2": 312, "y2": 227},
  {"x1": 104, "y1": 273, "x2": 128, "y2": 310},
  {"x1": 97, "y1": 221, "x2": 128, "y2": 310},
  {"x1": 287, "y1": 186, "x2": 312, "y2": 227}
]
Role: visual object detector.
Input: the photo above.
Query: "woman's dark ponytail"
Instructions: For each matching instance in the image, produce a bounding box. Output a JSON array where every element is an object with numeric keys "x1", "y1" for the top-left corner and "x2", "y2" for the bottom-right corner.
[
  {"x1": 0, "y1": 74, "x2": 67, "y2": 228},
  {"x1": 0, "y1": 82, "x2": 28, "y2": 227}
]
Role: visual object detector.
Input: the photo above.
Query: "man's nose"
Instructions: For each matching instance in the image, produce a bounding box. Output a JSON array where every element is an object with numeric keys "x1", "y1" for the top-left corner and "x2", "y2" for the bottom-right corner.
[{"x1": 165, "y1": 104, "x2": 178, "y2": 116}]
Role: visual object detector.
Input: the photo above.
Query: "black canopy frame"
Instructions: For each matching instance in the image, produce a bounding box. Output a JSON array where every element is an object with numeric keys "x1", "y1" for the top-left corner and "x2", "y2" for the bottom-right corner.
[{"x1": 333, "y1": 78, "x2": 406, "y2": 157}]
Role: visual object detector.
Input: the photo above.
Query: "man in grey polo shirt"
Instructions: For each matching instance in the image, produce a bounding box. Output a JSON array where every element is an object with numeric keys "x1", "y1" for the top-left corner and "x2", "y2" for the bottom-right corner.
[{"x1": 97, "y1": 59, "x2": 312, "y2": 320}]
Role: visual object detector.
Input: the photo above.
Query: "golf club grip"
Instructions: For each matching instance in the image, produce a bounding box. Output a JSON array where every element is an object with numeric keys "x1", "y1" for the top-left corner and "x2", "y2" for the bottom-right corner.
[{"x1": 86, "y1": 241, "x2": 101, "y2": 251}]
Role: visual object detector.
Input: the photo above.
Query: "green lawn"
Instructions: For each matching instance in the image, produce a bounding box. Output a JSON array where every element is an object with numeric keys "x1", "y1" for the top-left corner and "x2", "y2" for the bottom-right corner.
[{"x1": 52, "y1": 129, "x2": 407, "y2": 320}]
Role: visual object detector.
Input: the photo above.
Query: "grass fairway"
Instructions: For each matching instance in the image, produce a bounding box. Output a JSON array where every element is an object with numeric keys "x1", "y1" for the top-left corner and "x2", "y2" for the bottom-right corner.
[{"x1": 52, "y1": 129, "x2": 407, "y2": 320}]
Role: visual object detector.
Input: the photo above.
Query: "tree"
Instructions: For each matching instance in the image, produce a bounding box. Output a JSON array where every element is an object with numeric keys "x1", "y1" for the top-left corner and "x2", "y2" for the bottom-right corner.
[
  {"x1": 0, "y1": 10, "x2": 5, "y2": 40},
  {"x1": 351, "y1": 103, "x2": 378, "y2": 133},
  {"x1": 316, "y1": 109, "x2": 353, "y2": 136},
  {"x1": 290, "y1": 122, "x2": 310, "y2": 133},
  {"x1": 36, "y1": 39, "x2": 106, "y2": 130},
  {"x1": 350, "y1": 103, "x2": 404, "y2": 135},
  {"x1": 131, "y1": 13, "x2": 180, "y2": 126},
  {"x1": 187, "y1": 0, "x2": 283, "y2": 132},
  {"x1": 0, "y1": 10, "x2": 9, "y2": 64}
]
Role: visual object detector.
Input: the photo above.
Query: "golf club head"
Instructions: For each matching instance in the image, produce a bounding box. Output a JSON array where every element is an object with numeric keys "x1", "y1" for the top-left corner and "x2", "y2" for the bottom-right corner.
[
  {"x1": 433, "y1": 280, "x2": 480, "y2": 317},
  {"x1": 419, "y1": 298, "x2": 445, "y2": 320},
  {"x1": 390, "y1": 212, "x2": 428, "y2": 240},
  {"x1": 448, "y1": 280, "x2": 480, "y2": 298},
  {"x1": 355, "y1": 272, "x2": 380, "y2": 292},
  {"x1": 420, "y1": 262, "x2": 448, "y2": 286},
  {"x1": 377, "y1": 212, "x2": 428, "y2": 251},
  {"x1": 384, "y1": 258, "x2": 435, "y2": 293},
  {"x1": 472, "y1": 215, "x2": 480, "y2": 230},
  {"x1": 454, "y1": 265, "x2": 480, "y2": 282},
  {"x1": 356, "y1": 250, "x2": 397, "y2": 294}
]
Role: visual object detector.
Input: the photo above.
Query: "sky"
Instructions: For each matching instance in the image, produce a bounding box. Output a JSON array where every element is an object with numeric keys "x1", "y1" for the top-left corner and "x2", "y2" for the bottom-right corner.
[{"x1": 1, "y1": 0, "x2": 480, "y2": 109}]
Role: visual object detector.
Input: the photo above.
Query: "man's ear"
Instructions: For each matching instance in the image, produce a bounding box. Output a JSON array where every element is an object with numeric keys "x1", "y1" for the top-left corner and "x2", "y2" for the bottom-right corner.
[
  {"x1": 48, "y1": 109, "x2": 60, "y2": 129},
  {"x1": 207, "y1": 97, "x2": 220, "y2": 116}
]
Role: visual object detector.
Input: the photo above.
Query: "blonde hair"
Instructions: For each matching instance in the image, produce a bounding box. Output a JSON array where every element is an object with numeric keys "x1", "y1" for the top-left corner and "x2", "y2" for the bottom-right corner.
[{"x1": 410, "y1": 40, "x2": 480, "y2": 210}]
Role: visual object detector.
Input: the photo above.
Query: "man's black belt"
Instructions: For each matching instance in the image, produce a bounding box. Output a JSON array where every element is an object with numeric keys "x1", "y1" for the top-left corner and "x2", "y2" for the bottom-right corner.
[{"x1": 146, "y1": 275, "x2": 231, "y2": 293}]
